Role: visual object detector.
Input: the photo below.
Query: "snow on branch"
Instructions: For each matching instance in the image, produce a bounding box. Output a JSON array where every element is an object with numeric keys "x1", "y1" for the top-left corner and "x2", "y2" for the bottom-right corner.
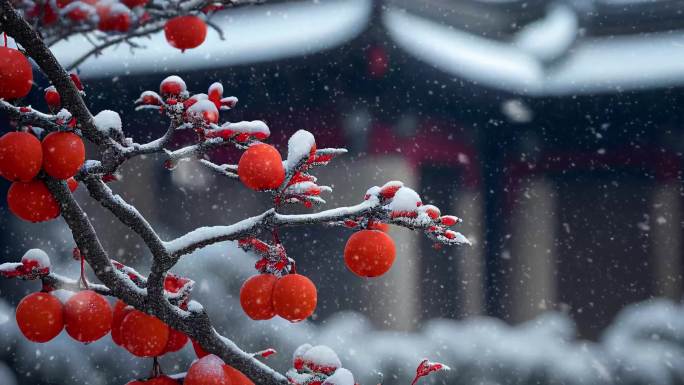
[
  {"x1": 198, "y1": 158, "x2": 238, "y2": 178},
  {"x1": 0, "y1": 100, "x2": 71, "y2": 132},
  {"x1": 0, "y1": 6, "x2": 470, "y2": 384}
]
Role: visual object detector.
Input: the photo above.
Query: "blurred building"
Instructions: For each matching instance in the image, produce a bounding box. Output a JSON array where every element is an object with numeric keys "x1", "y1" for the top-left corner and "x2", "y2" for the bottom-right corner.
[{"x1": 2, "y1": 0, "x2": 684, "y2": 342}]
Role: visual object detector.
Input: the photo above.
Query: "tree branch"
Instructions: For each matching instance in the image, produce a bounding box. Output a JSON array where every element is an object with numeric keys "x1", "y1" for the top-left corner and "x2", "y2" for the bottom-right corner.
[
  {"x1": 44, "y1": 177, "x2": 288, "y2": 385},
  {"x1": 165, "y1": 200, "x2": 378, "y2": 258},
  {"x1": 0, "y1": 100, "x2": 67, "y2": 132},
  {"x1": 0, "y1": 0, "x2": 108, "y2": 145},
  {"x1": 65, "y1": 23, "x2": 166, "y2": 72}
]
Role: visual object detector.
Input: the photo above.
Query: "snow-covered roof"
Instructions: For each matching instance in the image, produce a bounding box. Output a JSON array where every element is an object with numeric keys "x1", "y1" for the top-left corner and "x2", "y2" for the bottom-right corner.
[
  {"x1": 384, "y1": 5, "x2": 684, "y2": 96},
  {"x1": 52, "y1": 0, "x2": 371, "y2": 79},
  {"x1": 50, "y1": 0, "x2": 684, "y2": 95}
]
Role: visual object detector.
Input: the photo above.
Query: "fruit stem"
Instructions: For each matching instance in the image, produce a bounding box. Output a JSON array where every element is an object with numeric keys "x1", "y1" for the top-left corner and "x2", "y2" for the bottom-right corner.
[
  {"x1": 151, "y1": 356, "x2": 162, "y2": 377},
  {"x1": 79, "y1": 253, "x2": 89, "y2": 290},
  {"x1": 271, "y1": 226, "x2": 281, "y2": 245}
]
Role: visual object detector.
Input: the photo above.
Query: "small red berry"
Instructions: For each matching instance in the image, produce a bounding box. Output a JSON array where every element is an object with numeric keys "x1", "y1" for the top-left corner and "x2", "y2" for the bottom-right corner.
[
  {"x1": 42, "y1": 131, "x2": 85, "y2": 179},
  {"x1": 164, "y1": 16, "x2": 207, "y2": 51},
  {"x1": 224, "y1": 364, "x2": 255, "y2": 385},
  {"x1": 185, "y1": 354, "x2": 231, "y2": 385},
  {"x1": 272, "y1": 274, "x2": 317, "y2": 322},
  {"x1": 344, "y1": 230, "x2": 396, "y2": 278},
  {"x1": 97, "y1": 4, "x2": 131, "y2": 32},
  {"x1": 63, "y1": 290, "x2": 112, "y2": 343},
  {"x1": 7, "y1": 180, "x2": 60, "y2": 222},
  {"x1": 44, "y1": 86, "x2": 61, "y2": 109},
  {"x1": 110, "y1": 300, "x2": 133, "y2": 346},
  {"x1": 0, "y1": 47, "x2": 33, "y2": 100},
  {"x1": 163, "y1": 327, "x2": 188, "y2": 353},
  {"x1": 0, "y1": 131, "x2": 43, "y2": 182},
  {"x1": 240, "y1": 274, "x2": 278, "y2": 320},
  {"x1": 120, "y1": 310, "x2": 170, "y2": 357},
  {"x1": 160, "y1": 75, "x2": 186, "y2": 97},
  {"x1": 238, "y1": 144, "x2": 285, "y2": 191},
  {"x1": 16, "y1": 292, "x2": 64, "y2": 343}
]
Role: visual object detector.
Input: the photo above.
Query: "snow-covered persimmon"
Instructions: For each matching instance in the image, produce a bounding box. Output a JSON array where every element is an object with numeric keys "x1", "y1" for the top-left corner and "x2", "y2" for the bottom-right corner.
[
  {"x1": 238, "y1": 143, "x2": 285, "y2": 191},
  {"x1": 0, "y1": 47, "x2": 33, "y2": 100},
  {"x1": 120, "y1": 310, "x2": 170, "y2": 357},
  {"x1": 63, "y1": 290, "x2": 112, "y2": 343},
  {"x1": 7, "y1": 180, "x2": 60, "y2": 222},
  {"x1": 224, "y1": 364, "x2": 255, "y2": 385},
  {"x1": 160, "y1": 75, "x2": 186, "y2": 97},
  {"x1": 42, "y1": 131, "x2": 85, "y2": 179},
  {"x1": 186, "y1": 99, "x2": 219, "y2": 124},
  {"x1": 184, "y1": 354, "x2": 231, "y2": 385},
  {"x1": 97, "y1": 3, "x2": 131, "y2": 32},
  {"x1": 299, "y1": 345, "x2": 341, "y2": 375},
  {"x1": 344, "y1": 229, "x2": 396, "y2": 278},
  {"x1": 240, "y1": 274, "x2": 278, "y2": 320},
  {"x1": 15, "y1": 292, "x2": 64, "y2": 343},
  {"x1": 0, "y1": 131, "x2": 43, "y2": 182},
  {"x1": 272, "y1": 274, "x2": 317, "y2": 322},
  {"x1": 164, "y1": 15, "x2": 207, "y2": 51},
  {"x1": 44, "y1": 86, "x2": 61, "y2": 109},
  {"x1": 111, "y1": 300, "x2": 133, "y2": 346},
  {"x1": 163, "y1": 327, "x2": 188, "y2": 353}
]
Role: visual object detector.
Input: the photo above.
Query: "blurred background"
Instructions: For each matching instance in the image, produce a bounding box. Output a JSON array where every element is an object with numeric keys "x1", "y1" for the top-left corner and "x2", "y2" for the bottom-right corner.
[{"x1": 1, "y1": 0, "x2": 684, "y2": 384}]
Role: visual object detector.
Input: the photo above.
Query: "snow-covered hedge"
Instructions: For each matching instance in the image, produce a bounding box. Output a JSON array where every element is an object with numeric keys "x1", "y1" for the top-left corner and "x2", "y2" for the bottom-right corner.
[{"x1": 0, "y1": 242, "x2": 681, "y2": 385}]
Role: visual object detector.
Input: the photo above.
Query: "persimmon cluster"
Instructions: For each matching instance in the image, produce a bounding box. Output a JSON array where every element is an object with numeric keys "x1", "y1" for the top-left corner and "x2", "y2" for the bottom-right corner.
[
  {"x1": 237, "y1": 179, "x2": 466, "y2": 322},
  {"x1": 0, "y1": 44, "x2": 468, "y2": 383},
  {"x1": 0, "y1": 46, "x2": 87, "y2": 222},
  {"x1": 16, "y1": 0, "x2": 210, "y2": 51},
  {"x1": 136, "y1": 76, "x2": 267, "y2": 143},
  {"x1": 0, "y1": 250, "x2": 250, "y2": 384}
]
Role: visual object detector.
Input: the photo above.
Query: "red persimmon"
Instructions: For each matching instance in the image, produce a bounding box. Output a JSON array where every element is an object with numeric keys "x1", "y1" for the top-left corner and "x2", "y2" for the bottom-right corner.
[
  {"x1": 15, "y1": 292, "x2": 64, "y2": 343},
  {"x1": 272, "y1": 274, "x2": 317, "y2": 322},
  {"x1": 238, "y1": 144, "x2": 285, "y2": 191},
  {"x1": 42, "y1": 131, "x2": 85, "y2": 179},
  {"x1": 240, "y1": 274, "x2": 277, "y2": 320},
  {"x1": 7, "y1": 180, "x2": 60, "y2": 222},
  {"x1": 63, "y1": 290, "x2": 112, "y2": 343},
  {"x1": 0, "y1": 131, "x2": 42, "y2": 182},
  {"x1": 120, "y1": 310, "x2": 170, "y2": 357},
  {"x1": 343, "y1": 230, "x2": 396, "y2": 278}
]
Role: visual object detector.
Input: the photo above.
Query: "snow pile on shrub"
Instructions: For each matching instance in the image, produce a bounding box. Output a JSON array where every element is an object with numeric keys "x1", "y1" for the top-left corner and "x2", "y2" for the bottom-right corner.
[{"x1": 1, "y1": 241, "x2": 682, "y2": 385}]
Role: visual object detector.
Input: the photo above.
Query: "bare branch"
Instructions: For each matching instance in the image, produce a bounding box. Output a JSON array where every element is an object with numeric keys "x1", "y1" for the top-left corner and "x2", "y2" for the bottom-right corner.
[
  {"x1": 199, "y1": 159, "x2": 238, "y2": 178},
  {"x1": 65, "y1": 23, "x2": 166, "y2": 72},
  {"x1": 83, "y1": 176, "x2": 170, "y2": 262}
]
